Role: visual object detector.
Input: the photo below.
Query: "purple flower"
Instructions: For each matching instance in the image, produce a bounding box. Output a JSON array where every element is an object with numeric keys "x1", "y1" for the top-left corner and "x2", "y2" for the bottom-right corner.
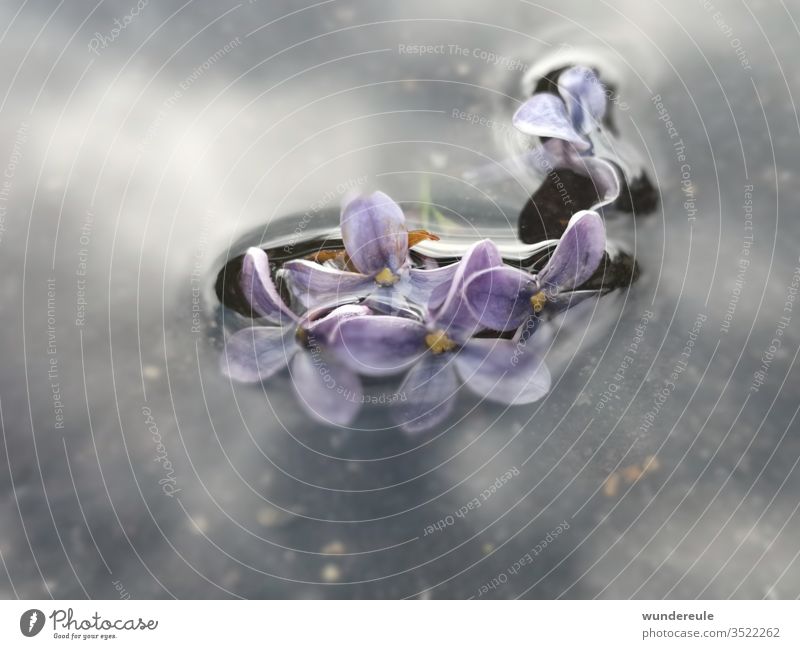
[
  {"x1": 513, "y1": 66, "x2": 607, "y2": 152},
  {"x1": 328, "y1": 240, "x2": 551, "y2": 432},
  {"x1": 221, "y1": 247, "x2": 367, "y2": 426},
  {"x1": 282, "y1": 191, "x2": 458, "y2": 309},
  {"x1": 513, "y1": 66, "x2": 619, "y2": 207},
  {"x1": 465, "y1": 66, "x2": 619, "y2": 211},
  {"x1": 463, "y1": 210, "x2": 606, "y2": 332}
]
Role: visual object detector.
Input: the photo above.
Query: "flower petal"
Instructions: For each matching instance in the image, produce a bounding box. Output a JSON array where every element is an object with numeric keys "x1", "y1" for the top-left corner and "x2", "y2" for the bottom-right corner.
[
  {"x1": 557, "y1": 66, "x2": 607, "y2": 135},
  {"x1": 290, "y1": 351, "x2": 362, "y2": 426},
  {"x1": 406, "y1": 262, "x2": 460, "y2": 304},
  {"x1": 303, "y1": 304, "x2": 372, "y2": 342},
  {"x1": 240, "y1": 247, "x2": 296, "y2": 324},
  {"x1": 463, "y1": 266, "x2": 537, "y2": 332},
  {"x1": 393, "y1": 354, "x2": 458, "y2": 433},
  {"x1": 428, "y1": 239, "x2": 503, "y2": 340},
  {"x1": 221, "y1": 326, "x2": 296, "y2": 383},
  {"x1": 330, "y1": 315, "x2": 427, "y2": 377},
  {"x1": 455, "y1": 337, "x2": 551, "y2": 405},
  {"x1": 341, "y1": 191, "x2": 408, "y2": 276},
  {"x1": 282, "y1": 259, "x2": 374, "y2": 308},
  {"x1": 513, "y1": 93, "x2": 589, "y2": 150},
  {"x1": 361, "y1": 289, "x2": 422, "y2": 319},
  {"x1": 539, "y1": 210, "x2": 606, "y2": 293}
]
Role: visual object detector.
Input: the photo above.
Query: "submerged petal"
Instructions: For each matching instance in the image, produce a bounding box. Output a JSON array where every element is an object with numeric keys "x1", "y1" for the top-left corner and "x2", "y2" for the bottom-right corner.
[
  {"x1": 393, "y1": 353, "x2": 459, "y2": 433},
  {"x1": 341, "y1": 191, "x2": 408, "y2": 276},
  {"x1": 455, "y1": 337, "x2": 551, "y2": 405},
  {"x1": 513, "y1": 93, "x2": 589, "y2": 150},
  {"x1": 557, "y1": 66, "x2": 607, "y2": 136},
  {"x1": 290, "y1": 351, "x2": 362, "y2": 426},
  {"x1": 429, "y1": 239, "x2": 503, "y2": 340},
  {"x1": 221, "y1": 326, "x2": 296, "y2": 383},
  {"x1": 240, "y1": 247, "x2": 296, "y2": 324},
  {"x1": 463, "y1": 265, "x2": 537, "y2": 332},
  {"x1": 539, "y1": 210, "x2": 606, "y2": 293},
  {"x1": 282, "y1": 259, "x2": 374, "y2": 308},
  {"x1": 330, "y1": 315, "x2": 427, "y2": 376}
]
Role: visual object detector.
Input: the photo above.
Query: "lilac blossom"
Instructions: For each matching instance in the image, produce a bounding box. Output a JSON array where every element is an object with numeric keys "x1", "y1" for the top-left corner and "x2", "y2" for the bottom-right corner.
[
  {"x1": 513, "y1": 65, "x2": 607, "y2": 151},
  {"x1": 221, "y1": 247, "x2": 367, "y2": 426},
  {"x1": 463, "y1": 210, "x2": 606, "y2": 332},
  {"x1": 282, "y1": 191, "x2": 458, "y2": 309},
  {"x1": 513, "y1": 66, "x2": 619, "y2": 207},
  {"x1": 328, "y1": 240, "x2": 551, "y2": 432},
  {"x1": 464, "y1": 66, "x2": 620, "y2": 211}
]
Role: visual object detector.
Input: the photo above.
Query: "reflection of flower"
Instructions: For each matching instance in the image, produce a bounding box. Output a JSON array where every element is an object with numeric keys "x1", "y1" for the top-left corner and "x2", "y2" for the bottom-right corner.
[
  {"x1": 220, "y1": 247, "x2": 367, "y2": 426},
  {"x1": 464, "y1": 210, "x2": 606, "y2": 332},
  {"x1": 328, "y1": 241, "x2": 552, "y2": 433},
  {"x1": 282, "y1": 191, "x2": 457, "y2": 309}
]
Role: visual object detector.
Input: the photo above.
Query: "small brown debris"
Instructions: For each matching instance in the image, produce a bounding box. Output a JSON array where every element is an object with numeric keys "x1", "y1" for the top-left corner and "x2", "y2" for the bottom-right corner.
[
  {"x1": 322, "y1": 541, "x2": 346, "y2": 555},
  {"x1": 321, "y1": 564, "x2": 341, "y2": 583},
  {"x1": 603, "y1": 472, "x2": 620, "y2": 498},
  {"x1": 620, "y1": 465, "x2": 643, "y2": 484}
]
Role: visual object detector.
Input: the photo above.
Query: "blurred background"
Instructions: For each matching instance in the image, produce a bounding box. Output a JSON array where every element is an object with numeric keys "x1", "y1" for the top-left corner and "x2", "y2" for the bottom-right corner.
[{"x1": 1, "y1": 0, "x2": 799, "y2": 599}]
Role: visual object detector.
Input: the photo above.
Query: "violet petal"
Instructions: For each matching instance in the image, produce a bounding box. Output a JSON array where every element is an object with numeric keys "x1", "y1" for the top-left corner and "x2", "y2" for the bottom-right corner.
[
  {"x1": 557, "y1": 66, "x2": 607, "y2": 136},
  {"x1": 463, "y1": 265, "x2": 537, "y2": 332},
  {"x1": 290, "y1": 351, "x2": 362, "y2": 426},
  {"x1": 221, "y1": 326, "x2": 296, "y2": 383},
  {"x1": 539, "y1": 210, "x2": 606, "y2": 293},
  {"x1": 282, "y1": 259, "x2": 375, "y2": 308},
  {"x1": 240, "y1": 247, "x2": 297, "y2": 324},
  {"x1": 513, "y1": 93, "x2": 590, "y2": 150},
  {"x1": 429, "y1": 239, "x2": 503, "y2": 341},
  {"x1": 303, "y1": 304, "x2": 372, "y2": 342},
  {"x1": 393, "y1": 353, "x2": 458, "y2": 433},
  {"x1": 330, "y1": 315, "x2": 427, "y2": 377},
  {"x1": 361, "y1": 290, "x2": 422, "y2": 319},
  {"x1": 455, "y1": 338, "x2": 551, "y2": 405},
  {"x1": 406, "y1": 262, "x2": 461, "y2": 304},
  {"x1": 341, "y1": 191, "x2": 408, "y2": 276}
]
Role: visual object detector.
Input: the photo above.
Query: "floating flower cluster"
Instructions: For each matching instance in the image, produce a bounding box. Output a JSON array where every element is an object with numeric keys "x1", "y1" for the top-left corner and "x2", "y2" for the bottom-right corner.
[
  {"x1": 221, "y1": 191, "x2": 606, "y2": 431},
  {"x1": 220, "y1": 65, "x2": 619, "y2": 431}
]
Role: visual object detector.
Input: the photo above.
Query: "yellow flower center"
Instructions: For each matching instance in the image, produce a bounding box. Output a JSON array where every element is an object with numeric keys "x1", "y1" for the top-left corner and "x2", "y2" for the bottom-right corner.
[
  {"x1": 530, "y1": 291, "x2": 547, "y2": 313},
  {"x1": 375, "y1": 267, "x2": 399, "y2": 286},
  {"x1": 425, "y1": 329, "x2": 457, "y2": 354}
]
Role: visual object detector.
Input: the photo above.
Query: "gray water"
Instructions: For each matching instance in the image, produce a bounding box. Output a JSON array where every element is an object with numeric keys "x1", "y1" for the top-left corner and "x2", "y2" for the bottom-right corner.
[{"x1": 1, "y1": 0, "x2": 799, "y2": 599}]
